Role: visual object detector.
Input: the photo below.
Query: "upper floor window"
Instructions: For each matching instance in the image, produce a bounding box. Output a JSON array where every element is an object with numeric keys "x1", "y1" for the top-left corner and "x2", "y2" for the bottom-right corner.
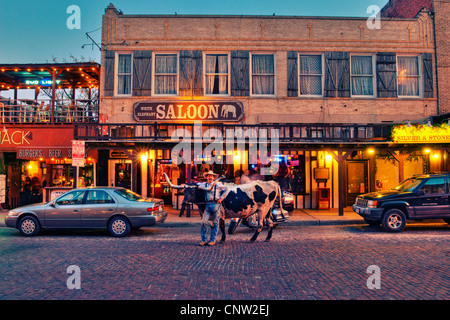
[
  {"x1": 154, "y1": 53, "x2": 178, "y2": 95},
  {"x1": 117, "y1": 54, "x2": 132, "y2": 95},
  {"x1": 299, "y1": 54, "x2": 323, "y2": 96},
  {"x1": 351, "y1": 55, "x2": 375, "y2": 97},
  {"x1": 397, "y1": 56, "x2": 420, "y2": 97},
  {"x1": 251, "y1": 54, "x2": 275, "y2": 95},
  {"x1": 205, "y1": 54, "x2": 229, "y2": 95}
]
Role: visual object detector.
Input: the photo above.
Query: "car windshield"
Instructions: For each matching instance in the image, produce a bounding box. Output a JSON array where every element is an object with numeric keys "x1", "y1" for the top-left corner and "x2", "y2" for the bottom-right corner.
[
  {"x1": 114, "y1": 189, "x2": 145, "y2": 201},
  {"x1": 394, "y1": 177, "x2": 424, "y2": 192}
]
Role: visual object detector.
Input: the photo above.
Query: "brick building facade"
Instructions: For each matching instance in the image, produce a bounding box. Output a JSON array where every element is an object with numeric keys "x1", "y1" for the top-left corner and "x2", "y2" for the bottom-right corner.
[
  {"x1": 78, "y1": 3, "x2": 448, "y2": 214},
  {"x1": 381, "y1": 0, "x2": 449, "y2": 115}
]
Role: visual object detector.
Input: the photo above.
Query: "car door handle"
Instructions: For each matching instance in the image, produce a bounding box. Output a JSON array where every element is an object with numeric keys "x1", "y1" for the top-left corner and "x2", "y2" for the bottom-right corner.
[
  {"x1": 108, "y1": 209, "x2": 114, "y2": 211},
  {"x1": 73, "y1": 209, "x2": 79, "y2": 212}
]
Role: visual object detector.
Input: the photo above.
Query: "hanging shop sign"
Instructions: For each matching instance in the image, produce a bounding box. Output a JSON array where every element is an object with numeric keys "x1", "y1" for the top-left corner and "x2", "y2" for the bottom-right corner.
[
  {"x1": 133, "y1": 101, "x2": 244, "y2": 122},
  {"x1": 1, "y1": 126, "x2": 74, "y2": 159},
  {"x1": 392, "y1": 124, "x2": 450, "y2": 143}
]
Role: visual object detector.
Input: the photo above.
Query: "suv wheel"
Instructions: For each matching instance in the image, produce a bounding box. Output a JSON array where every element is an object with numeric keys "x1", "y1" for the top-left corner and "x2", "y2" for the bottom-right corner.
[{"x1": 382, "y1": 209, "x2": 406, "y2": 232}]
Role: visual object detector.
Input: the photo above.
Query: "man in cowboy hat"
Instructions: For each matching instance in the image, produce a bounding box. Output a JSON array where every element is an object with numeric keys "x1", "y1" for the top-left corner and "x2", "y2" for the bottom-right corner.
[{"x1": 198, "y1": 170, "x2": 229, "y2": 246}]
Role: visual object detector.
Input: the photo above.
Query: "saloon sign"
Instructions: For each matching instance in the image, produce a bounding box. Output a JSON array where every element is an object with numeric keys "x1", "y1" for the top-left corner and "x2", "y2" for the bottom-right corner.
[{"x1": 133, "y1": 101, "x2": 244, "y2": 122}]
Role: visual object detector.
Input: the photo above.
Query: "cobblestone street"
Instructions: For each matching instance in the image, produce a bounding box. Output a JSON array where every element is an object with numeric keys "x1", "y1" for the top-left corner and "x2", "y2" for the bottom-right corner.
[{"x1": 1, "y1": 221, "x2": 449, "y2": 301}]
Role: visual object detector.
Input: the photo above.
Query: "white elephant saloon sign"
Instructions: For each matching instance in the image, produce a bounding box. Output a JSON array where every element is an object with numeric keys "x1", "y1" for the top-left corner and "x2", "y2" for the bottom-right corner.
[{"x1": 133, "y1": 101, "x2": 244, "y2": 122}]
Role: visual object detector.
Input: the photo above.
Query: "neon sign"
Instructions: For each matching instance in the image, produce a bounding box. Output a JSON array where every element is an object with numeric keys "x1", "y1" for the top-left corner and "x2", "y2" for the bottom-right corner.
[{"x1": 23, "y1": 79, "x2": 61, "y2": 86}]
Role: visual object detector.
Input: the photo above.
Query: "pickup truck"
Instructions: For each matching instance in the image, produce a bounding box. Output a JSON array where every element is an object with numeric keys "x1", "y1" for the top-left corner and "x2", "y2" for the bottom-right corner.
[{"x1": 352, "y1": 173, "x2": 450, "y2": 232}]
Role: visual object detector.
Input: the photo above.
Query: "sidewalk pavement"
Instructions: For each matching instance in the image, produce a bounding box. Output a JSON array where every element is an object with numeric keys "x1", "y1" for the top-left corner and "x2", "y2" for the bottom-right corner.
[
  {"x1": 0, "y1": 206, "x2": 365, "y2": 228},
  {"x1": 157, "y1": 205, "x2": 365, "y2": 227}
]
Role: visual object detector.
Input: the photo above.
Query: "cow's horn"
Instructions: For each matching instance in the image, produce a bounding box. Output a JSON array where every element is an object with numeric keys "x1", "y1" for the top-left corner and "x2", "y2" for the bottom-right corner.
[
  {"x1": 197, "y1": 176, "x2": 223, "y2": 191},
  {"x1": 163, "y1": 172, "x2": 185, "y2": 189}
]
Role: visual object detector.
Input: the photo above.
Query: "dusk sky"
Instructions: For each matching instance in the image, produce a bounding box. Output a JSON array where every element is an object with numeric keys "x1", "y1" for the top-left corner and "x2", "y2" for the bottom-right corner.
[{"x1": 0, "y1": 0, "x2": 388, "y2": 64}]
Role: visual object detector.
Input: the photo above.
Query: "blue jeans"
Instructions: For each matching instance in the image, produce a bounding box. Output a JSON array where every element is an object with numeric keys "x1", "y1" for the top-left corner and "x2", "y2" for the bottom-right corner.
[{"x1": 201, "y1": 202, "x2": 221, "y2": 242}]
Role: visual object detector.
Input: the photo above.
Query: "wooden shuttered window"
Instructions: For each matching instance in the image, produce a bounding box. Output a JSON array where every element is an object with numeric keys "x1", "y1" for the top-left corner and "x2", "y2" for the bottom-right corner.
[
  {"x1": 132, "y1": 50, "x2": 152, "y2": 96},
  {"x1": 230, "y1": 51, "x2": 250, "y2": 96},
  {"x1": 376, "y1": 52, "x2": 397, "y2": 98},
  {"x1": 103, "y1": 50, "x2": 115, "y2": 97},
  {"x1": 287, "y1": 51, "x2": 298, "y2": 97},
  {"x1": 422, "y1": 53, "x2": 433, "y2": 98},
  {"x1": 324, "y1": 52, "x2": 350, "y2": 98},
  {"x1": 179, "y1": 50, "x2": 203, "y2": 96}
]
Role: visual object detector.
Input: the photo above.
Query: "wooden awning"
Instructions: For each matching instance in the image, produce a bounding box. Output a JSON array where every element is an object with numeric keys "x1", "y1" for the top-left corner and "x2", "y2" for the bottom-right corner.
[{"x1": 0, "y1": 62, "x2": 100, "y2": 90}]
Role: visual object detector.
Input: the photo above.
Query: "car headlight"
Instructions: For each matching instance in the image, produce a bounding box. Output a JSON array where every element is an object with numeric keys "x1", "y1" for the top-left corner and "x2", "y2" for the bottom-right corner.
[
  {"x1": 8, "y1": 210, "x2": 17, "y2": 216},
  {"x1": 367, "y1": 200, "x2": 377, "y2": 209}
]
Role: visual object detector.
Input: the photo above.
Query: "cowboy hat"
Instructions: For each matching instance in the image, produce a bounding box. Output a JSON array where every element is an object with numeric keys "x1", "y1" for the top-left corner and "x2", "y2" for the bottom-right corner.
[{"x1": 204, "y1": 170, "x2": 218, "y2": 178}]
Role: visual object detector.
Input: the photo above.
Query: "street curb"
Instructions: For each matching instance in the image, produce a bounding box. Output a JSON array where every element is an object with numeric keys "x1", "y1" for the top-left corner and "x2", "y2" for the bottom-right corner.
[{"x1": 159, "y1": 218, "x2": 365, "y2": 229}]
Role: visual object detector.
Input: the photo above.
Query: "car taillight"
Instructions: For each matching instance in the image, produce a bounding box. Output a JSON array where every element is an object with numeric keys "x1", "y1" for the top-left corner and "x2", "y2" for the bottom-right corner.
[{"x1": 147, "y1": 204, "x2": 164, "y2": 212}]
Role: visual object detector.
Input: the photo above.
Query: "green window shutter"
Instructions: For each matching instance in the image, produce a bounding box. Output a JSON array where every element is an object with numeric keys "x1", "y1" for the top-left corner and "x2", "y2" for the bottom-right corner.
[
  {"x1": 422, "y1": 53, "x2": 433, "y2": 98},
  {"x1": 324, "y1": 52, "x2": 350, "y2": 98},
  {"x1": 287, "y1": 51, "x2": 298, "y2": 97},
  {"x1": 230, "y1": 51, "x2": 250, "y2": 96},
  {"x1": 104, "y1": 50, "x2": 115, "y2": 96},
  {"x1": 376, "y1": 52, "x2": 397, "y2": 98},
  {"x1": 179, "y1": 50, "x2": 203, "y2": 97},
  {"x1": 132, "y1": 50, "x2": 152, "y2": 96}
]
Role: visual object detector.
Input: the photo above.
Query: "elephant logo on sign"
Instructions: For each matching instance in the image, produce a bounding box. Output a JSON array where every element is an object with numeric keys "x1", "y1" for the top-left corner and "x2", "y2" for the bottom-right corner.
[{"x1": 221, "y1": 105, "x2": 236, "y2": 118}]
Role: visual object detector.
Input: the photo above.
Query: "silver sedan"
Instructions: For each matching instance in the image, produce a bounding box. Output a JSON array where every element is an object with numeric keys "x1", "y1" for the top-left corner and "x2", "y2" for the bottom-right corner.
[{"x1": 5, "y1": 187, "x2": 167, "y2": 237}]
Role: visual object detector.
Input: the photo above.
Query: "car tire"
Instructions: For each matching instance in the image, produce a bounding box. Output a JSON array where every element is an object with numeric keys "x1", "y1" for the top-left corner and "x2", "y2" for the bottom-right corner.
[
  {"x1": 108, "y1": 216, "x2": 131, "y2": 237},
  {"x1": 381, "y1": 209, "x2": 406, "y2": 232},
  {"x1": 443, "y1": 218, "x2": 450, "y2": 224},
  {"x1": 18, "y1": 216, "x2": 40, "y2": 236}
]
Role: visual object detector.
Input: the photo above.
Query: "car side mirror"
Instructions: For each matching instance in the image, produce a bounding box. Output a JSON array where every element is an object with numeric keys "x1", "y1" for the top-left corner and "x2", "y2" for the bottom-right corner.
[
  {"x1": 416, "y1": 189, "x2": 425, "y2": 196},
  {"x1": 49, "y1": 200, "x2": 58, "y2": 207}
]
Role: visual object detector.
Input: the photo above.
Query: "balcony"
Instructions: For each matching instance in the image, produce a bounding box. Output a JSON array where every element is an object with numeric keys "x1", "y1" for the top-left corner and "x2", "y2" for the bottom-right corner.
[
  {"x1": 0, "y1": 98, "x2": 98, "y2": 124},
  {"x1": 74, "y1": 122, "x2": 392, "y2": 143}
]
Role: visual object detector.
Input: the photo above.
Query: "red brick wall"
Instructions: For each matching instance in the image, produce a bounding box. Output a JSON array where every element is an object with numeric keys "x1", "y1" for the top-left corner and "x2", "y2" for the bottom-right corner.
[
  {"x1": 433, "y1": 0, "x2": 450, "y2": 115},
  {"x1": 381, "y1": 0, "x2": 433, "y2": 18}
]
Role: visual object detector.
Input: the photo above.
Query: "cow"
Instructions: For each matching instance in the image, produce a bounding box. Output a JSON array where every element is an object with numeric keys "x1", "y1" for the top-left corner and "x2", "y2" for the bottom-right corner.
[{"x1": 163, "y1": 173, "x2": 284, "y2": 242}]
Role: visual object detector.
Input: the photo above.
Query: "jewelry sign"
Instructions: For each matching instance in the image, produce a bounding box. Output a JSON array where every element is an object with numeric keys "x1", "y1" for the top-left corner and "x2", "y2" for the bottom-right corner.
[{"x1": 133, "y1": 101, "x2": 244, "y2": 122}]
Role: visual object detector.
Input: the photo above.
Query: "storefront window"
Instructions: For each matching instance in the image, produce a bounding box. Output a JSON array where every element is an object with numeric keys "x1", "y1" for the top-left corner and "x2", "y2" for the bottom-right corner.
[
  {"x1": 205, "y1": 54, "x2": 229, "y2": 95},
  {"x1": 397, "y1": 56, "x2": 420, "y2": 97},
  {"x1": 154, "y1": 54, "x2": 178, "y2": 95},
  {"x1": 117, "y1": 54, "x2": 132, "y2": 95},
  {"x1": 299, "y1": 54, "x2": 323, "y2": 96},
  {"x1": 351, "y1": 55, "x2": 374, "y2": 96},
  {"x1": 251, "y1": 54, "x2": 275, "y2": 95}
]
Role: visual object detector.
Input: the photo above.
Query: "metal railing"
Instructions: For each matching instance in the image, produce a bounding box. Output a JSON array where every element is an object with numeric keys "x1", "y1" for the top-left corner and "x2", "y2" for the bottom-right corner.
[
  {"x1": 74, "y1": 122, "x2": 392, "y2": 143},
  {"x1": 0, "y1": 98, "x2": 99, "y2": 124}
]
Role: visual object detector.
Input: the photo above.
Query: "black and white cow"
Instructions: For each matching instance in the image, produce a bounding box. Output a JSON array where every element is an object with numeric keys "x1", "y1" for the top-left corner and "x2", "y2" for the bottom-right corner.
[{"x1": 164, "y1": 173, "x2": 284, "y2": 242}]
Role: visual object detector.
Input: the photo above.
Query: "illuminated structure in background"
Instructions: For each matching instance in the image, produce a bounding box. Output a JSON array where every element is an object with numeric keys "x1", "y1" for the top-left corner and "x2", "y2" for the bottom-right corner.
[{"x1": 72, "y1": 3, "x2": 448, "y2": 215}]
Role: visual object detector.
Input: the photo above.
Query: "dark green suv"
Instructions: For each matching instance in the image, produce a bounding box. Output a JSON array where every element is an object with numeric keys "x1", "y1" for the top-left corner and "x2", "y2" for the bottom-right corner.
[{"x1": 353, "y1": 174, "x2": 450, "y2": 232}]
